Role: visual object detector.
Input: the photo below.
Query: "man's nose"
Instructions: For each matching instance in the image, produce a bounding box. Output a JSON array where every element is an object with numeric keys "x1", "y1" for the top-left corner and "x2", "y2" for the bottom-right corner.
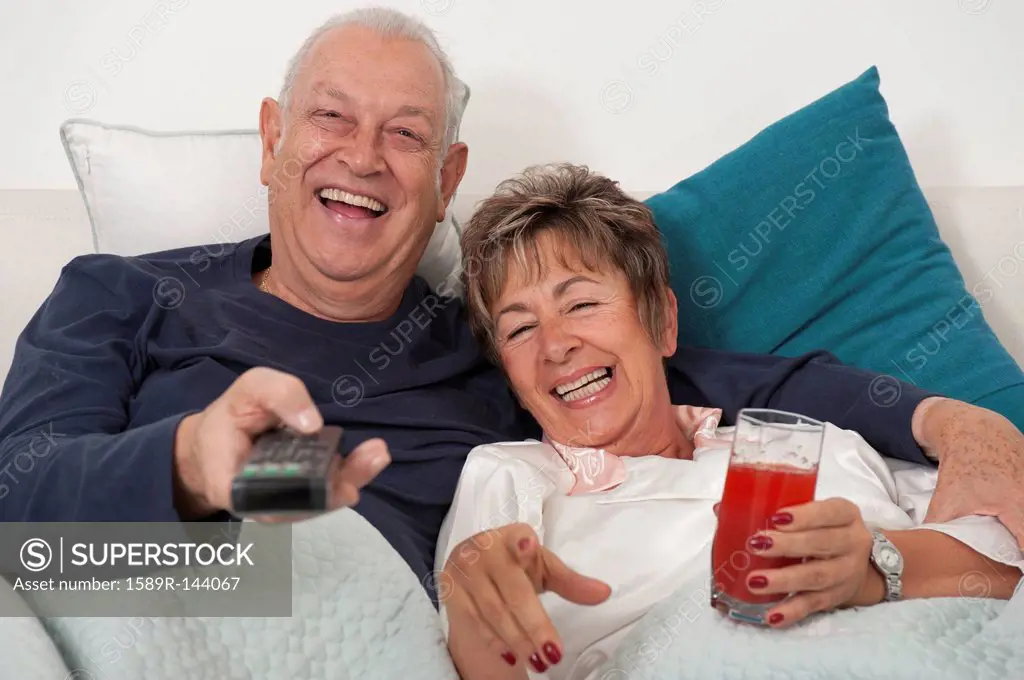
[
  {"x1": 539, "y1": 321, "x2": 582, "y2": 364},
  {"x1": 334, "y1": 127, "x2": 385, "y2": 177}
]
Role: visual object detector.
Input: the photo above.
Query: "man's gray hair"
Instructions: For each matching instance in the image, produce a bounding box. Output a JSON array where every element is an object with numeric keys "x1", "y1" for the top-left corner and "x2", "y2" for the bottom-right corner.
[{"x1": 278, "y1": 7, "x2": 466, "y2": 151}]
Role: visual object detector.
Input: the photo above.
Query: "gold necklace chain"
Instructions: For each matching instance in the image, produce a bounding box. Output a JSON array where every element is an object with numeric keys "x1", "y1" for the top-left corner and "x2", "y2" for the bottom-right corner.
[{"x1": 259, "y1": 267, "x2": 272, "y2": 294}]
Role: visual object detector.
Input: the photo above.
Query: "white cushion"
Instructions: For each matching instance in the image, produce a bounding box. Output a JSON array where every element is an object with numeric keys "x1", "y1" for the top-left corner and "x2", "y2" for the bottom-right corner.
[{"x1": 59, "y1": 111, "x2": 468, "y2": 295}]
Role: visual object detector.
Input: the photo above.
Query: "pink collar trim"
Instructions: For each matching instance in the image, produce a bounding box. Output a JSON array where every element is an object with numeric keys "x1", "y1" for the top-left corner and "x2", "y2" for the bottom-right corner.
[{"x1": 544, "y1": 405, "x2": 728, "y2": 495}]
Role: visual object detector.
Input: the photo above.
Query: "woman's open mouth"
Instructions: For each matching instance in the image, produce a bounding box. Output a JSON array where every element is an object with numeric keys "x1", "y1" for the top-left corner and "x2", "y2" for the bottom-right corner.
[
  {"x1": 552, "y1": 367, "x2": 614, "y2": 403},
  {"x1": 317, "y1": 187, "x2": 389, "y2": 220}
]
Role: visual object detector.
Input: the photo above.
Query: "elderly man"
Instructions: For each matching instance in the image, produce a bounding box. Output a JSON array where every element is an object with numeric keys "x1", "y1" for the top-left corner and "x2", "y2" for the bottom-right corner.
[{"x1": 0, "y1": 6, "x2": 1022, "y2": 607}]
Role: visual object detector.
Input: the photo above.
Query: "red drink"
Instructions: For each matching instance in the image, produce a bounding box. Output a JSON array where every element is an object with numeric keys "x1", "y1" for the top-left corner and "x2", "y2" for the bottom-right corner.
[{"x1": 712, "y1": 462, "x2": 818, "y2": 605}]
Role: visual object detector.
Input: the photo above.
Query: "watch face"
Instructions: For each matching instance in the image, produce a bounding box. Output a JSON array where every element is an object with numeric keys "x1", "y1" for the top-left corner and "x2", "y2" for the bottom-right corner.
[{"x1": 880, "y1": 547, "x2": 900, "y2": 569}]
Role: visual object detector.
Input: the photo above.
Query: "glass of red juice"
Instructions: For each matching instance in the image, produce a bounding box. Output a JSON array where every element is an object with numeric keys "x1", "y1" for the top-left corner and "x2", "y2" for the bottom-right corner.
[{"x1": 711, "y1": 409, "x2": 825, "y2": 625}]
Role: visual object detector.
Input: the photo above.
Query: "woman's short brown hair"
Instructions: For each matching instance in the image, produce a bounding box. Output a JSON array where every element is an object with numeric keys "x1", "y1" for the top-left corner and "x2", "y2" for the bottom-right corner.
[{"x1": 461, "y1": 163, "x2": 673, "y2": 363}]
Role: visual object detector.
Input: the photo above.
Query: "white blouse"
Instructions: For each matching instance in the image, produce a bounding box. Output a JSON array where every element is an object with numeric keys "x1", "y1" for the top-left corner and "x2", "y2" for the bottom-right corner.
[{"x1": 435, "y1": 422, "x2": 1024, "y2": 680}]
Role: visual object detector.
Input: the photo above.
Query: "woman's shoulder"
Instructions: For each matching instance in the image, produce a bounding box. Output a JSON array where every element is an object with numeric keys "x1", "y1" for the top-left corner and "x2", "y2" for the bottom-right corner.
[
  {"x1": 465, "y1": 440, "x2": 575, "y2": 487},
  {"x1": 468, "y1": 440, "x2": 564, "y2": 466}
]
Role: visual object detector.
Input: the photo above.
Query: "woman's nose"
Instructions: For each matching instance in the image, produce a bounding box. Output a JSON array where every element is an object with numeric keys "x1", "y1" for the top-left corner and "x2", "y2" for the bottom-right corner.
[{"x1": 539, "y1": 322, "x2": 582, "y2": 364}]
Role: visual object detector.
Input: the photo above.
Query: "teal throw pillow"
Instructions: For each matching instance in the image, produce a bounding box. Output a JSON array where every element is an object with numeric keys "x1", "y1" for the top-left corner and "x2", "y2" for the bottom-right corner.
[{"x1": 646, "y1": 66, "x2": 1024, "y2": 430}]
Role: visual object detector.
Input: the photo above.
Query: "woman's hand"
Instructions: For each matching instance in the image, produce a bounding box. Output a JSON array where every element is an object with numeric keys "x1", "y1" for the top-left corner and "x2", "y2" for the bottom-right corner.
[
  {"x1": 442, "y1": 522, "x2": 611, "y2": 674},
  {"x1": 742, "y1": 498, "x2": 882, "y2": 627}
]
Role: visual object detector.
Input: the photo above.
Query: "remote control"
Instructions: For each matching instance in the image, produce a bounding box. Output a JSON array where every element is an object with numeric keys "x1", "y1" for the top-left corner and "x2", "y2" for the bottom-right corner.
[{"x1": 230, "y1": 425, "x2": 345, "y2": 516}]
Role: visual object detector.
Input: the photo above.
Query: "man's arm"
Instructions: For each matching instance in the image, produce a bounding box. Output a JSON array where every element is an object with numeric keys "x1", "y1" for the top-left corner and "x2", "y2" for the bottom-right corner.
[
  {"x1": 669, "y1": 346, "x2": 1024, "y2": 546},
  {"x1": 912, "y1": 396, "x2": 1024, "y2": 543},
  {"x1": 0, "y1": 260, "x2": 188, "y2": 521},
  {"x1": 911, "y1": 396, "x2": 1021, "y2": 463},
  {"x1": 667, "y1": 346, "x2": 940, "y2": 465}
]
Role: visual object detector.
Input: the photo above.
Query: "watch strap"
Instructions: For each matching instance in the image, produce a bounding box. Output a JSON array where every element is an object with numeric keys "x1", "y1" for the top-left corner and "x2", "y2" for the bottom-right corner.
[
  {"x1": 881, "y1": 567, "x2": 902, "y2": 602},
  {"x1": 870, "y1": 531, "x2": 903, "y2": 603}
]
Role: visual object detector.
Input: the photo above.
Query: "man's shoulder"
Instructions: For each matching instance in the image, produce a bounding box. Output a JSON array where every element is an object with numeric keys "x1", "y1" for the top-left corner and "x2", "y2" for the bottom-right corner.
[
  {"x1": 62, "y1": 236, "x2": 261, "y2": 292},
  {"x1": 669, "y1": 345, "x2": 842, "y2": 371},
  {"x1": 60, "y1": 252, "x2": 156, "y2": 298}
]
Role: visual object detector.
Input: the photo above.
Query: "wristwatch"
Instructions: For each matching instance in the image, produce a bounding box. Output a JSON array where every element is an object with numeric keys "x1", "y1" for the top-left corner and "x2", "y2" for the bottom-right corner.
[{"x1": 868, "y1": 531, "x2": 904, "y2": 602}]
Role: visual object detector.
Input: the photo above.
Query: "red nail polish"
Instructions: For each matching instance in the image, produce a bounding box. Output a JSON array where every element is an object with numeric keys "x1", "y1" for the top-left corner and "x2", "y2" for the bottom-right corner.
[
  {"x1": 768, "y1": 612, "x2": 784, "y2": 625},
  {"x1": 517, "y1": 537, "x2": 532, "y2": 552},
  {"x1": 543, "y1": 641, "x2": 562, "y2": 665},
  {"x1": 748, "y1": 575, "x2": 768, "y2": 589},
  {"x1": 771, "y1": 512, "x2": 793, "y2": 526},
  {"x1": 501, "y1": 651, "x2": 517, "y2": 666},
  {"x1": 748, "y1": 535, "x2": 773, "y2": 551},
  {"x1": 529, "y1": 653, "x2": 548, "y2": 672}
]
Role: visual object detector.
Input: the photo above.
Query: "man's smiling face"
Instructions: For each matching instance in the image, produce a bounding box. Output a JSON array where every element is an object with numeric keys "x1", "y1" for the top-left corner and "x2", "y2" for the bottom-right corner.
[{"x1": 259, "y1": 23, "x2": 465, "y2": 287}]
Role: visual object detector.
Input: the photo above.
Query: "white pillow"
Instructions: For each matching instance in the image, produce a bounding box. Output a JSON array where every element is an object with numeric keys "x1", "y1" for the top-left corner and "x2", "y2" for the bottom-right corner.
[{"x1": 59, "y1": 111, "x2": 468, "y2": 295}]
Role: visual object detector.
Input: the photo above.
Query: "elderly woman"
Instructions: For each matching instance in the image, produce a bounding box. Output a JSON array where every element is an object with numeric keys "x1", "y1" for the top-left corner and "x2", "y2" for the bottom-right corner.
[{"x1": 436, "y1": 164, "x2": 1022, "y2": 680}]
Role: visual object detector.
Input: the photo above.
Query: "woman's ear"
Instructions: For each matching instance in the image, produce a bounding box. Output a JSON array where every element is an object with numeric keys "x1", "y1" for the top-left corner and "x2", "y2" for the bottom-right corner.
[{"x1": 660, "y1": 288, "x2": 679, "y2": 357}]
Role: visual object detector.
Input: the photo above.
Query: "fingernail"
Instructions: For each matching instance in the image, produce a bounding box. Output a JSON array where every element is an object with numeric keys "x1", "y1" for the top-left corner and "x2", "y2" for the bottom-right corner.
[
  {"x1": 517, "y1": 537, "x2": 533, "y2": 552},
  {"x1": 529, "y1": 653, "x2": 548, "y2": 673},
  {"x1": 296, "y1": 407, "x2": 320, "y2": 431},
  {"x1": 768, "y1": 612, "x2": 784, "y2": 625},
  {"x1": 543, "y1": 641, "x2": 562, "y2": 665},
  {"x1": 501, "y1": 651, "x2": 516, "y2": 666},
  {"x1": 771, "y1": 512, "x2": 793, "y2": 526},
  {"x1": 748, "y1": 535, "x2": 773, "y2": 551},
  {"x1": 748, "y1": 575, "x2": 768, "y2": 589},
  {"x1": 369, "y1": 450, "x2": 389, "y2": 473}
]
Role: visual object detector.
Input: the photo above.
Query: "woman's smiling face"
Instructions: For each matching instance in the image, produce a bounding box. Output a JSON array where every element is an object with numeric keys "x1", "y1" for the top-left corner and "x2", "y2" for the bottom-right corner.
[{"x1": 492, "y1": 231, "x2": 678, "y2": 451}]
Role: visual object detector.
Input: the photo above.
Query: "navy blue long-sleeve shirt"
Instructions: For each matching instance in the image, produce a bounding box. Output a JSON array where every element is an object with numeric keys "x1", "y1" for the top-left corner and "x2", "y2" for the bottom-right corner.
[{"x1": 0, "y1": 235, "x2": 939, "y2": 586}]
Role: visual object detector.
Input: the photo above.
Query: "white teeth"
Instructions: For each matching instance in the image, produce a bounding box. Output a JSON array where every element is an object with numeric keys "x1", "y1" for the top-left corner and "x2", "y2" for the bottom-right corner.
[
  {"x1": 555, "y1": 369, "x2": 610, "y2": 396},
  {"x1": 318, "y1": 187, "x2": 386, "y2": 213},
  {"x1": 560, "y1": 377, "x2": 611, "y2": 402}
]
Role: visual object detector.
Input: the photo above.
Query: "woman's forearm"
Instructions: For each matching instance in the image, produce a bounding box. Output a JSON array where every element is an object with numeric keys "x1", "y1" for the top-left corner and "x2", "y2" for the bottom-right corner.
[
  {"x1": 447, "y1": 612, "x2": 529, "y2": 680},
  {"x1": 855, "y1": 529, "x2": 1021, "y2": 604}
]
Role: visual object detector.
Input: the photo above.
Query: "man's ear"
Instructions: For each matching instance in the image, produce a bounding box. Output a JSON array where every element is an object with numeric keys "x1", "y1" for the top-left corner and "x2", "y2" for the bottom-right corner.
[
  {"x1": 437, "y1": 142, "x2": 469, "y2": 223},
  {"x1": 259, "y1": 97, "x2": 282, "y2": 186},
  {"x1": 660, "y1": 288, "x2": 679, "y2": 357}
]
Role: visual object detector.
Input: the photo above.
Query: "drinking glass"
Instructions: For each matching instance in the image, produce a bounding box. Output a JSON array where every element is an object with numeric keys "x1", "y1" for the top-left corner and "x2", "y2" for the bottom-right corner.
[{"x1": 710, "y1": 409, "x2": 825, "y2": 625}]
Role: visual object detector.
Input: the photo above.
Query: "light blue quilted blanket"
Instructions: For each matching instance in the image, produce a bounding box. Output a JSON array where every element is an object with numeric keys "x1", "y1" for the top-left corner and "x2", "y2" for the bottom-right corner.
[
  {"x1": 5, "y1": 511, "x2": 460, "y2": 680},
  {"x1": 4, "y1": 509, "x2": 1022, "y2": 680},
  {"x1": 600, "y1": 570, "x2": 1024, "y2": 680}
]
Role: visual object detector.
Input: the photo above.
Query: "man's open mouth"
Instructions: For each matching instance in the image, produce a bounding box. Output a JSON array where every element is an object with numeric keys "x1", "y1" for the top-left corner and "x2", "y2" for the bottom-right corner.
[
  {"x1": 552, "y1": 367, "x2": 614, "y2": 403},
  {"x1": 317, "y1": 187, "x2": 389, "y2": 219}
]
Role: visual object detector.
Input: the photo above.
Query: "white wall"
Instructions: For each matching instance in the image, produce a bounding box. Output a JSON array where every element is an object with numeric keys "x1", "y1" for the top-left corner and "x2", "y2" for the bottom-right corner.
[{"x1": 0, "y1": 0, "x2": 1021, "y2": 193}]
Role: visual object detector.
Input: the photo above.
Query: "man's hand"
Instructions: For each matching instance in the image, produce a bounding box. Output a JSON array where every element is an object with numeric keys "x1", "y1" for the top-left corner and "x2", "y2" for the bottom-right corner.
[
  {"x1": 173, "y1": 366, "x2": 390, "y2": 520},
  {"x1": 914, "y1": 397, "x2": 1024, "y2": 546},
  {"x1": 443, "y1": 523, "x2": 611, "y2": 674}
]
